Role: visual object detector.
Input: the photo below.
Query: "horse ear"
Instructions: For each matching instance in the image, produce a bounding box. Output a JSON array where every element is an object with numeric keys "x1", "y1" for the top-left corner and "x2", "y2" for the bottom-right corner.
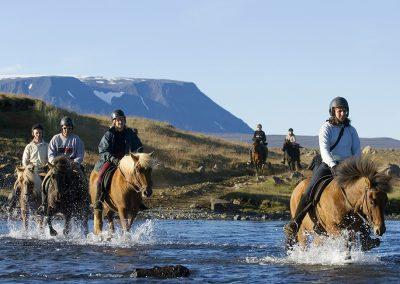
[
  {"x1": 130, "y1": 153, "x2": 139, "y2": 162},
  {"x1": 362, "y1": 177, "x2": 372, "y2": 189},
  {"x1": 27, "y1": 164, "x2": 35, "y2": 172},
  {"x1": 149, "y1": 151, "x2": 154, "y2": 156}
]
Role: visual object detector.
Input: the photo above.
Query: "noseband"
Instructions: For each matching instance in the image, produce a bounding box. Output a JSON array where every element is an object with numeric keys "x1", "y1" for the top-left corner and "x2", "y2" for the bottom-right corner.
[{"x1": 119, "y1": 164, "x2": 148, "y2": 194}]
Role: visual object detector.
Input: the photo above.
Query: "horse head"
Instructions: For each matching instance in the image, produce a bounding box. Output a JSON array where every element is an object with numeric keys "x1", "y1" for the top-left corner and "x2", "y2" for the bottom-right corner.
[
  {"x1": 46, "y1": 157, "x2": 72, "y2": 203},
  {"x1": 119, "y1": 153, "x2": 154, "y2": 198},
  {"x1": 337, "y1": 157, "x2": 392, "y2": 237},
  {"x1": 357, "y1": 177, "x2": 389, "y2": 236}
]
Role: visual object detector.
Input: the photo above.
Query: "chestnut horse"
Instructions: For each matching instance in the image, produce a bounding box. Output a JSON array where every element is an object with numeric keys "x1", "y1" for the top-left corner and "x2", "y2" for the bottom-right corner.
[
  {"x1": 89, "y1": 153, "x2": 154, "y2": 235},
  {"x1": 43, "y1": 156, "x2": 89, "y2": 236},
  {"x1": 14, "y1": 164, "x2": 44, "y2": 230},
  {"x1": 288, "y1": 156, "x2": 391, "y2": 255},
  {"x1": 251, "y1": 139, "x2": 268, "y2": 177}
]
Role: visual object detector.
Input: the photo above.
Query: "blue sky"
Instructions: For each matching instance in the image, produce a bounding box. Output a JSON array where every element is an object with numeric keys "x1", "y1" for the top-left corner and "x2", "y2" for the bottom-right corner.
[{"x1": 1, "y1": 0, "x2": 399, "y2": 139}]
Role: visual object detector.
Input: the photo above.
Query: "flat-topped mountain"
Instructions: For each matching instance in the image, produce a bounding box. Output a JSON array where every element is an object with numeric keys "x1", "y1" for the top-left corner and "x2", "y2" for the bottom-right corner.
[{"x1": 0, "y1": 76, "x2": 252, "y2": 134}]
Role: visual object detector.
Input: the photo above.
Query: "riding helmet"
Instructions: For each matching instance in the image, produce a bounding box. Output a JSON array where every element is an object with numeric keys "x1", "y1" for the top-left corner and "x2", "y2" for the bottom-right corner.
[
  {"x1": 31, "y1": 123, "x2": 44, "y2": 132},
  {"x1": 111, "y1": 109, "x2": 126, "y2": 120},
  {"x1": 257, "y1": 124, "x2": 262, "y2": 129},
  {"x1": 60, "y1": 116, "x2": 74, "y2": 127},
  {"x1": 329, "y1": 97, "x2": 349, "y2": 116},
  {"x1": 288, "y1": 128, "x2": 293, "y2": 132}
]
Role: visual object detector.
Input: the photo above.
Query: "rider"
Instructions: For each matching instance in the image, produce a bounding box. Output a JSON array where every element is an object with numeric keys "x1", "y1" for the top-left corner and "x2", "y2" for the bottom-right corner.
[
  {"x1": 38, "y1": 116, "x2": 85, "y2": 214},
  {"x1": 6, "y1": 124, "x2": 48, "y2": 212},
  {"x1": 282, "y1": 128, "x2": 297, "y2": 164},
  {"x1": 248, "y1": 124, "x2": 268, "y2": 164},
  {"x1": 93, "y1": 109, "x2": 143, "y2": 212},
  {"x1": 284, "y1": 97, "x2": 362, "y2": 240}
]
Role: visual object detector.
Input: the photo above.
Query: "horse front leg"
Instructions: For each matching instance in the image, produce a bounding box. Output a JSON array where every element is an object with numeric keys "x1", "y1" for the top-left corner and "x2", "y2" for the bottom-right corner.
[
  {"x1": 106, "y1": 211, "x2": 115, "y2": 235},
  {"x1": 118, "y1": 207, "x2": 129, "y2": 233},
  {"x1": 127, "y1": 211, "x2": 138, "y2": 232},
  {"x1": 47, "y1": 214, "x2": 58, "y2": 236},
  {"x1": 63, "y1": 214, "x2": 72, "y2": 236},
  {"x1": 345, "y1": 230, "x2": 356, "y2": 260}
]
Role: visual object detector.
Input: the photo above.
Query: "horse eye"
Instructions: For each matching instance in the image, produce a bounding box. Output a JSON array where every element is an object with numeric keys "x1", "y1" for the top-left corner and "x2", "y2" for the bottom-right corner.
[{"x1": 370, "y1": 199, "x2": 375, "y2": 206}]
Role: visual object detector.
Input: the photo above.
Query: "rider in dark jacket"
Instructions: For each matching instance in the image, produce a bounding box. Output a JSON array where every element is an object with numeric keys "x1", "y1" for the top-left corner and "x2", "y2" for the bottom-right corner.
[
  {"x1": 248, "y1": 124, "x2": 268, "y2": 164},
  {"x1": 93, "y1": 109, "x2": 143, "y2": 210}
]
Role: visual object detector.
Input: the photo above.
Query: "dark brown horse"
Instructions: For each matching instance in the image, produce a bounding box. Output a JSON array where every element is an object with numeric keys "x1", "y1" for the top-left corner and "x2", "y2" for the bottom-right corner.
[
  {"x1": 43, "y1": 156, "x2": 89, "y2": 236},
  {"x1": 282, "y1": 141, "x2": 301, "y2": 171},
  {"x1": 14, "y1": 165, "x2": 44, "y2": 230},
  {"x1": 89, "y1": 153, "x2": 154, "y2": 235},
  {"x1": 288, "y1": 156, "x2": 391, "y2": 255},
  {"x1": 251, "y1": 139, "x2": 268, "y2": 177}
]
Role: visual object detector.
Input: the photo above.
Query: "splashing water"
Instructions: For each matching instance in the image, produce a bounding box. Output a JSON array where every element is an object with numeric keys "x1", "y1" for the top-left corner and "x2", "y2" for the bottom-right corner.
[
  {"x1": 5, "y1": 216, "x2": 156, "y2": 247},
  {"x1": 246, "y1": 234, "x2": 381, "y2": 266}
]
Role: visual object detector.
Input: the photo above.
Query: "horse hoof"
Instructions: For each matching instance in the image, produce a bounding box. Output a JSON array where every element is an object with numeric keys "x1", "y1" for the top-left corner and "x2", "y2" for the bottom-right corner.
[{"x1": 50, "y1": 228, "x2": 58, "y2": 236}]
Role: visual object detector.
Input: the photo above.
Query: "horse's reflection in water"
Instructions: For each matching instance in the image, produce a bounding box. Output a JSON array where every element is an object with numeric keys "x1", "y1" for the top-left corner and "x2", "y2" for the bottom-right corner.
[{"x1": 288, "y1": 156, "x2": 391, "y2": 258}]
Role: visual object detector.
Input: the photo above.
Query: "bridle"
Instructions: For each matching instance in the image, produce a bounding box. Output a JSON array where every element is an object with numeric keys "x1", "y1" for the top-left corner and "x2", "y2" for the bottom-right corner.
[
  {"x1": 340, "y1": 185, "x2": 383, "y2": 227},
  {"x1": 119, "y1": 162, "x2": 148, "y2": 194}
]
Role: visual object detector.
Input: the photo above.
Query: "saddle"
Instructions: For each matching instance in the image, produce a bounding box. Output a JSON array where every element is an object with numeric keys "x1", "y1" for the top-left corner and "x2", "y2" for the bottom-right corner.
[{"x1": 308, "y1": 174, "x2": 334, "y2": 234}]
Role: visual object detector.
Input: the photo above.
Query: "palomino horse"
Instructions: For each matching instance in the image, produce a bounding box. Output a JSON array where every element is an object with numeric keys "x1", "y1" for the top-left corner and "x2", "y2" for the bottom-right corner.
[
  {"x1": 14, "y1": 164, "x2": 44, "y2": 230},
  {"x1": 251, "y1": 138, "x2": 268, "y2": 177},
  {"x1": 43, "y1": 156, "x2": 89, "y2": 236},
  {"x1": 89, "y1": 153, "x2": 154, "y2": 235},
  {"x1": 282, "y1": 141, "x2": 301, "y2": 171},
  {"x1": 288, "y1": 156, "x2": 391, "y2": 255}
]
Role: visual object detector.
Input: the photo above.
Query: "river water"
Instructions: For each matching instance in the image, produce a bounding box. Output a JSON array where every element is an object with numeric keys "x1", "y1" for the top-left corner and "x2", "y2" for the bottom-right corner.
[{"x1": 0, "y1": 218, "x2": 399, "y2": 283}]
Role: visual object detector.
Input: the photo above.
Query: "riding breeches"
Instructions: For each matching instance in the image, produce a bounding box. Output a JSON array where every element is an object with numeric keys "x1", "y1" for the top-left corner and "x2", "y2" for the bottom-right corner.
[{"x1": 302, "y1": 162, "x2": 332, "y2": 203}]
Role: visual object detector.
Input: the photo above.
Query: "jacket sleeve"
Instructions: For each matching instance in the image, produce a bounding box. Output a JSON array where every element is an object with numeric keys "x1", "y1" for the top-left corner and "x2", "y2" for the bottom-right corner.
[
  {"x1": 22, "y1": 144, "x2": 30, "y2": 167},
  {"x1": 48, "y1": 136, "x2": 57, "y2": 164},
  {"x1": 351, "y1": 127, "x2": 361, "y2": 157},
  {"x1": 130, "y1": 130, "x2": 144, "y2": 153},
  {"x1": 319, "y1": 123, "x2": 336, "y2": 168},
  {"x1": 74, "y1": 137, "x2": 85, "y2": 164},
  {"x1": 98, "y1": 132, "x2": 117, "y2": 165}
]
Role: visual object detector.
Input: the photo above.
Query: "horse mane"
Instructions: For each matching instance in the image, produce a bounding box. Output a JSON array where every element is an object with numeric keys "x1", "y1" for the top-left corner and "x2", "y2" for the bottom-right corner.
[
  {"x1": 119, "y1": 153, "x2": 155, "y2": 176},
  {"x1": 337, "y1": 156, "x2": 392, "y2": 193},
  {"x1": 51, "y1": 156, "x2": 71, "y2": 173}
]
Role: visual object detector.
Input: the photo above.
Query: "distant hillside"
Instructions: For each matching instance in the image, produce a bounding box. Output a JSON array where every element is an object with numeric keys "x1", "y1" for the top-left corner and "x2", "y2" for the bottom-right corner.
[
  {"x1": 212, "y1": 133, "x2": 400, "y2": 149},
  {"x1": 0, "y1": 93, "x2": 260, "y2": 189},
  {"x1": 0, "y1": 76, "x2": 252, "y2": 134}
]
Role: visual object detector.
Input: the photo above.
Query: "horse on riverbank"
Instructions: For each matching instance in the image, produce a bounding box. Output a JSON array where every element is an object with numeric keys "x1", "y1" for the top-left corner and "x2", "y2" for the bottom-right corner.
[
  {"x1": 14, "y1": 165, "x2": 44, "y2": 230},
  {"x1": 251, "y1": 139, "x2": 268, "y2": 177},
  {"x1": 287, "y1": 156, "x2": 392, "y2": 256},
  {"x1": 282, "y1": 141, "x2": 301, "y2": 171},
  {"x1": 43, "y1": 156, "x2": 89, "y2": 236},
  {"x1": 89, "y1": 153, "x2": 154, "y2": 235}
]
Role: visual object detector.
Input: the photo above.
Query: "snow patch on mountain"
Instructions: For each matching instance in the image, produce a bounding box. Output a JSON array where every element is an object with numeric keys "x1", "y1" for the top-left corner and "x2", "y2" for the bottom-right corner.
[
  {"x1": 140, "y1": 96, "x2": 150, "y2": 110},
  {"x1": 93, "y1": 90, "x2": 125, "y2": 105},
  {"x1": 214, "y1": 121, "x2": 224, "y2": 130},
  {"x1": 67, "y1": 90, "x2": 75, "y2": 99}
]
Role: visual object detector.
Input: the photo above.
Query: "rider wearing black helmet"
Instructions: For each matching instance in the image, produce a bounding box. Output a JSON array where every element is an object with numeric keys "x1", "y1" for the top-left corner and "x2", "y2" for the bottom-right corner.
[
  {"x1": 248, "y1": 124, "x2": 268, "y2": 164},
  {"x1": 93, "y1": 109, "x2": 143, "y2": 211},
  {"x1": 284, "y1": 97, "x2": 380, "y2": 251}
]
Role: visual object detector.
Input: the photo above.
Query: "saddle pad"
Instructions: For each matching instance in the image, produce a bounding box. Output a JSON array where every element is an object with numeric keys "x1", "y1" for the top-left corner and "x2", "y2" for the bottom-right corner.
[{"x1": 312, "y1": 174, "x2": 334, "y2": 206}]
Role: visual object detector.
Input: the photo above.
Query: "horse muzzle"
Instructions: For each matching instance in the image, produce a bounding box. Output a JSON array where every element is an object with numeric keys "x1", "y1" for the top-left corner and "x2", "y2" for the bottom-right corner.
[
  {"x1": 374, "y1": 224, "x2": 386, "y2": 236},
  {"x1": 142, "y1": 187, "x2": 153, "y2": 198}
]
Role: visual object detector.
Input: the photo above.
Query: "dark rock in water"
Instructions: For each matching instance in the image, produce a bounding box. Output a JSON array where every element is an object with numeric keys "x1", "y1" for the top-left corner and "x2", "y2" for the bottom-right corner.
[
  {"x1": 234, "y1": 214, "x2": 242, "y2": 221},
  {"x1": 131, "y1": 265, "x2": 191, "y2": 278}
]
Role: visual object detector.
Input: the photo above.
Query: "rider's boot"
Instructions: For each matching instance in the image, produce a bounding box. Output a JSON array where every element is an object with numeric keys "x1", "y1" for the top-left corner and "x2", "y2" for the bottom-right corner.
[
  {"x1": 360, "y1": 224, "x2": 381, "y2": 251},
  {"x1": 284, "y1": 194, "x2": 309, "y2": 246}
]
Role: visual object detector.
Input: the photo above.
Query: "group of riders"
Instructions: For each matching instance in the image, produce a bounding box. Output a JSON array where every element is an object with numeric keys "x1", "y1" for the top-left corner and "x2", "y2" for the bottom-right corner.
[
  {"x1": 5, "y1": 97, "x2": 380, "y2": 250},
  {"x1": 6, "y1": 109, "x2": 144, "y2": 217}
]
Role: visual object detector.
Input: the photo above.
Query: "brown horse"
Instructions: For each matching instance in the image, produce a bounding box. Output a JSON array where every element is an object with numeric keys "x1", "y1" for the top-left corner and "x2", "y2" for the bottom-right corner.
[
  {"x1": 14, "y1": 165, "x2": 44, "y2": 230},
  {"x1": 43, "y1": 156, "x2": 89, "y2": 236},
  {"x1": 251, "y1": 139, "x2": 268, "y2": 177},
  {"x1": 288, "y1": 156, "x2": 391, "y2": 254},
  {"x1": 89, "y1": 153, "x2": 154, "y2": 235}
]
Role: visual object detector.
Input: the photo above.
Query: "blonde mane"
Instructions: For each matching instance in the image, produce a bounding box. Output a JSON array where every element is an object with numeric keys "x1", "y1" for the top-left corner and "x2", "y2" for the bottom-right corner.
[
  {"x1": 119, "y1": 153, "x2": 154, "y2": 177},
  {"x1": 19, "y1": 166, "x2": 42, "y2": 196}
]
